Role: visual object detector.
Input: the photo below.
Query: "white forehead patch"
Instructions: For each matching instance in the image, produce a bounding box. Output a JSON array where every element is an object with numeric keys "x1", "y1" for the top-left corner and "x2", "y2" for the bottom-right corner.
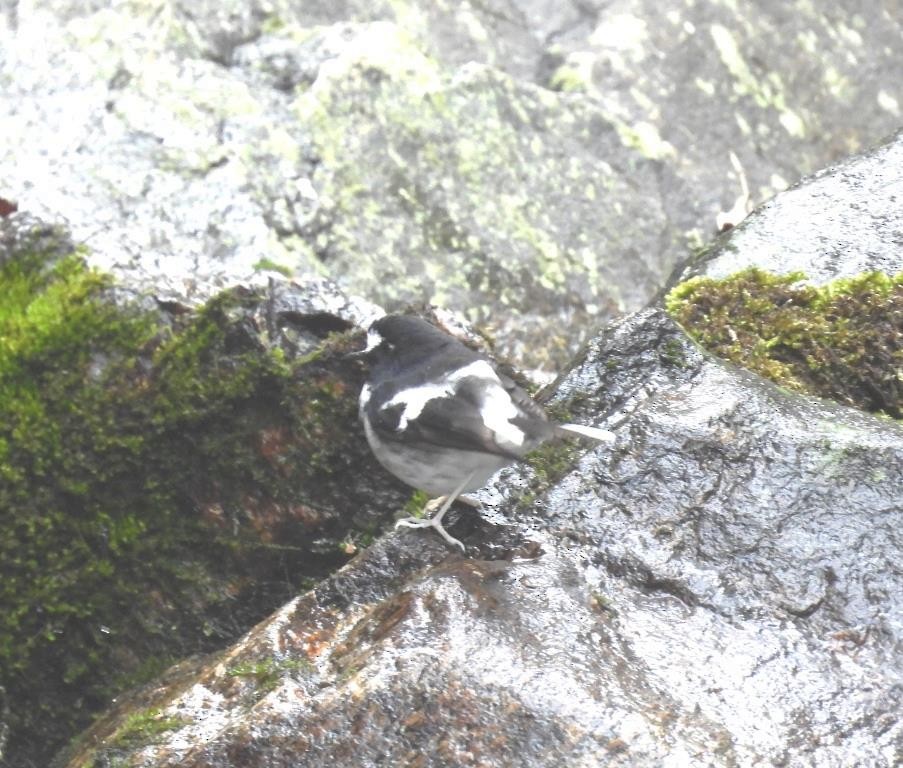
[{"x1": 365, "y1": 327, "x2": 384, "y2": 352}]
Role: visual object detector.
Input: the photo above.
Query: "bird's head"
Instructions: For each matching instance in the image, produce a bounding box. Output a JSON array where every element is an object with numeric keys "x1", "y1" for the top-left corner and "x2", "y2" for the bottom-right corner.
[{"x1": 347, "y1": 314, "x2": 452, "y2": 372}]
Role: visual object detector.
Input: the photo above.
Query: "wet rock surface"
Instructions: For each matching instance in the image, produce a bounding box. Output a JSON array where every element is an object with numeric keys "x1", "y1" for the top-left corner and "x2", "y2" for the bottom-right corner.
[
  {"x1": 0, "y1": 686, "x2": 8, "y2": 765},
  {"x1": 674, "y1": 129, "x2": 903, "y2": 285},
  {"x1": 58, "y1": 308, "x2": 903, "y2": 768}
]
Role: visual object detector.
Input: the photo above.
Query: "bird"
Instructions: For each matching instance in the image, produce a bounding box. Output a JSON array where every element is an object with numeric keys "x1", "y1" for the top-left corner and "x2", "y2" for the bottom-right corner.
[{"x1": 355, "y1": 314, "x2": 615, "y2": 551}]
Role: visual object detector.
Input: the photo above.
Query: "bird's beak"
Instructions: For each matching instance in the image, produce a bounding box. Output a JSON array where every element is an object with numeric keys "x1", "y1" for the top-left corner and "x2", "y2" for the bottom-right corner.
[
  {"x1": 346, "y1": 326, "x2": 381, "y2": 362},
  {"x1": 344, "y1": 347, "x2": 371, "y2": 362}
]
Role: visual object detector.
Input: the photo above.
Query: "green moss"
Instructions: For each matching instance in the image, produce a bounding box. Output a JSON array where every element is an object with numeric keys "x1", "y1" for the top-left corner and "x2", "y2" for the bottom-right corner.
[
  {"x1": 0, "y1": 234, "x2": 159, "y2": 683},
  {"x1": 402, "y1": 489, "x2": 432, "y2": 518},
  {"x1": 260, "y1": 14, "x2": 286, "y2": 35},
  {"x1": 542, "y1": 392, "x2": 599, "y2": 427},
  {"x1": 526, "y1": 440, "x2": 582, "y2": 487},
  {"x1": 227, "y1": 657, "x2": 311, "y2": 693},
  {"x1": 252, "y1": 257, "x2": 294, "y2": 277},
  {"x1": 108, "y1": 707, "x2": 188, "y2": 748},
  {"x1": 109, "y1": 654, "x2": 181, "y2": 696},
  {"x1": 590, "y1": 592, "x2": 616, "y2": 615},
  {"x1": 0, "y1": 229, "x2": 369, "y2": 765},
  {"x1": 666, "y1": 268, "x2": 903, "y2": 418},
  {"x1": 510, "y1": 440, "x2": 584, "y2": 512},
  {"x1": 659, "y1": 337, "x2": 692, "y2": 369}
]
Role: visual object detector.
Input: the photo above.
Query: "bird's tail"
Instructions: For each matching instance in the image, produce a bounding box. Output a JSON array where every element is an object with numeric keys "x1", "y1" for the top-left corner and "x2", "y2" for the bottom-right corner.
[{"x1": 556, "y1": 423, "x2": 616, "y2": 443}]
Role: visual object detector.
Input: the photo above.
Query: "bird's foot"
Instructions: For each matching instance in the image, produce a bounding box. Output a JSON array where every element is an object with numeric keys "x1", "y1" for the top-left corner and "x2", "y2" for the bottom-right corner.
[
  {"x1": 395, "y1": 514, "x2": 465, "y2": 552},
  {"x1": 395, "y1": 476, "x2": 475, "y2": 553}
]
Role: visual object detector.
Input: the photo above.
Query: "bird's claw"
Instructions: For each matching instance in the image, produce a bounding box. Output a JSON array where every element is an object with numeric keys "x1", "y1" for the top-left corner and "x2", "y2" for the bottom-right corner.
[{"x1": 395, "y1": 516, "x2": 466, "y2": 552}]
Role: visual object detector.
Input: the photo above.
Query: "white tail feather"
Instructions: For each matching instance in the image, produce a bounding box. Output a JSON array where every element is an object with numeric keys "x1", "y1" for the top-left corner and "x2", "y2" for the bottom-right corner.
[{"x1": 557, "y1": 423, "x2": 616, "y2": 443}]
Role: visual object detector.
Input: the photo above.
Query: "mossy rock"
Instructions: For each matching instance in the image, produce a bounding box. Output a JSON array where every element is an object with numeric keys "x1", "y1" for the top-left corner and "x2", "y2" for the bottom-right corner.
[
  {"x1": 666, "y1": 268, "x2": 903, "y2": 418},
  {"x1": 0, "y1": 218, "x2": 402, "y2": 766}
]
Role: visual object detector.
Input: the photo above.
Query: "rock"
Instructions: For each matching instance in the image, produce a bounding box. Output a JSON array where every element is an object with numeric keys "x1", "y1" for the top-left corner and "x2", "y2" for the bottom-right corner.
[
  {"x1": 291, "y1": 25, "x2": 692, "y2": 368},
  {"x1": 663, "y1": 129, "x2": 903, "y2": 421},
  {"x1": 0, "y1": 686, "x2": 8, "y2": 764},
  {"x1": 52, "y1": 123, "x2": 903, "y2": 766},
  {"x1": 3, "y1": 2, "x2": 902, "y2": 367},
  {"x1": 0, "y1": 214, "x2": 400, "y2": 767},
  {"x1": 56, "y1": 307, "x2": 903, "y2": 768},
  {"x1": 673, "y1": 128, "x2": 903, "y2": 284},
  {"x1": 2, "y1": 3, "x2": 902, "y2": 765},
  {"x1": 523, "y1": 0, "x2": 903, "y2": 218}
]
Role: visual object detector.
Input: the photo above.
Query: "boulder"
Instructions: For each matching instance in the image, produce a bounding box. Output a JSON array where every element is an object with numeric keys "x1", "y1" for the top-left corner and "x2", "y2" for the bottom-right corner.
[
  {"x1": 57, "y1": 304, "x2": 903, "y2": 767},
  {"x1": 3, "y1": 1, "x2": 902, "y2": 366}
]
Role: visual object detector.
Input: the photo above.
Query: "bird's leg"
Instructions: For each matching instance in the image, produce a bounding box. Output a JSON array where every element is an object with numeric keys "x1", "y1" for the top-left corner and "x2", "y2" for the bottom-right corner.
[
  {"x1": 422, "y1": 495, "x2": 449, "y2": 516},
  {"x1": 395, "y1": 473, "x2": 475, "y2": 552},
  {"x1": 420, "y1": 493, "x2": 480, "y2": 515}
]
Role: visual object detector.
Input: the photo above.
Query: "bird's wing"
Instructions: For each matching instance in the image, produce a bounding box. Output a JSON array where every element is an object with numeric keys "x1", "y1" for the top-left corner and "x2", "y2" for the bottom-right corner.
[
  {"x1": 368, "y1": 366, "x2": 547, "y2": 459},
  {"x1": 495, "y1": 371, "x2": 550, "y2": 423},
  {"x1": 402, "y1": 395, "x2": 525, "y2": 459}
]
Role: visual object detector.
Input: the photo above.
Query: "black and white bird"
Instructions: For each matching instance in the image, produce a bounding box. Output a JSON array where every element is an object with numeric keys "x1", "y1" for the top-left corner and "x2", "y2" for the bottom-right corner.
[{"x1": 356, "y1": 314, "x2": 615, "y2": 551}]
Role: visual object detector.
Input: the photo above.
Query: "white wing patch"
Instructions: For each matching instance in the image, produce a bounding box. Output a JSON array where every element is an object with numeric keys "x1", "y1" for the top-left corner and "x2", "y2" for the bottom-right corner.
[
  {"x1": 448, "y1": 361, "x2": 500, "y2": 388},
  {"x1": 382, "y1": 360, "x2": 525, "y2": 447},
  {"x1": 479, "y1": 386, "x2": 525, "y2": 447},
  {"x1": 463, "y1": 362, "x2": 525, "y2": 448},
  {"x1": 383, "y1": 380, "x2": 451, "y2": 428}
]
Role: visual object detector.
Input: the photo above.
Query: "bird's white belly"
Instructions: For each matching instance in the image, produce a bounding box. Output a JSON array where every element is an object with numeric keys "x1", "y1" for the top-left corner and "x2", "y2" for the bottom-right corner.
[{"x1": 362, "y1": 416, "x2": 509, "y2": 495}]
